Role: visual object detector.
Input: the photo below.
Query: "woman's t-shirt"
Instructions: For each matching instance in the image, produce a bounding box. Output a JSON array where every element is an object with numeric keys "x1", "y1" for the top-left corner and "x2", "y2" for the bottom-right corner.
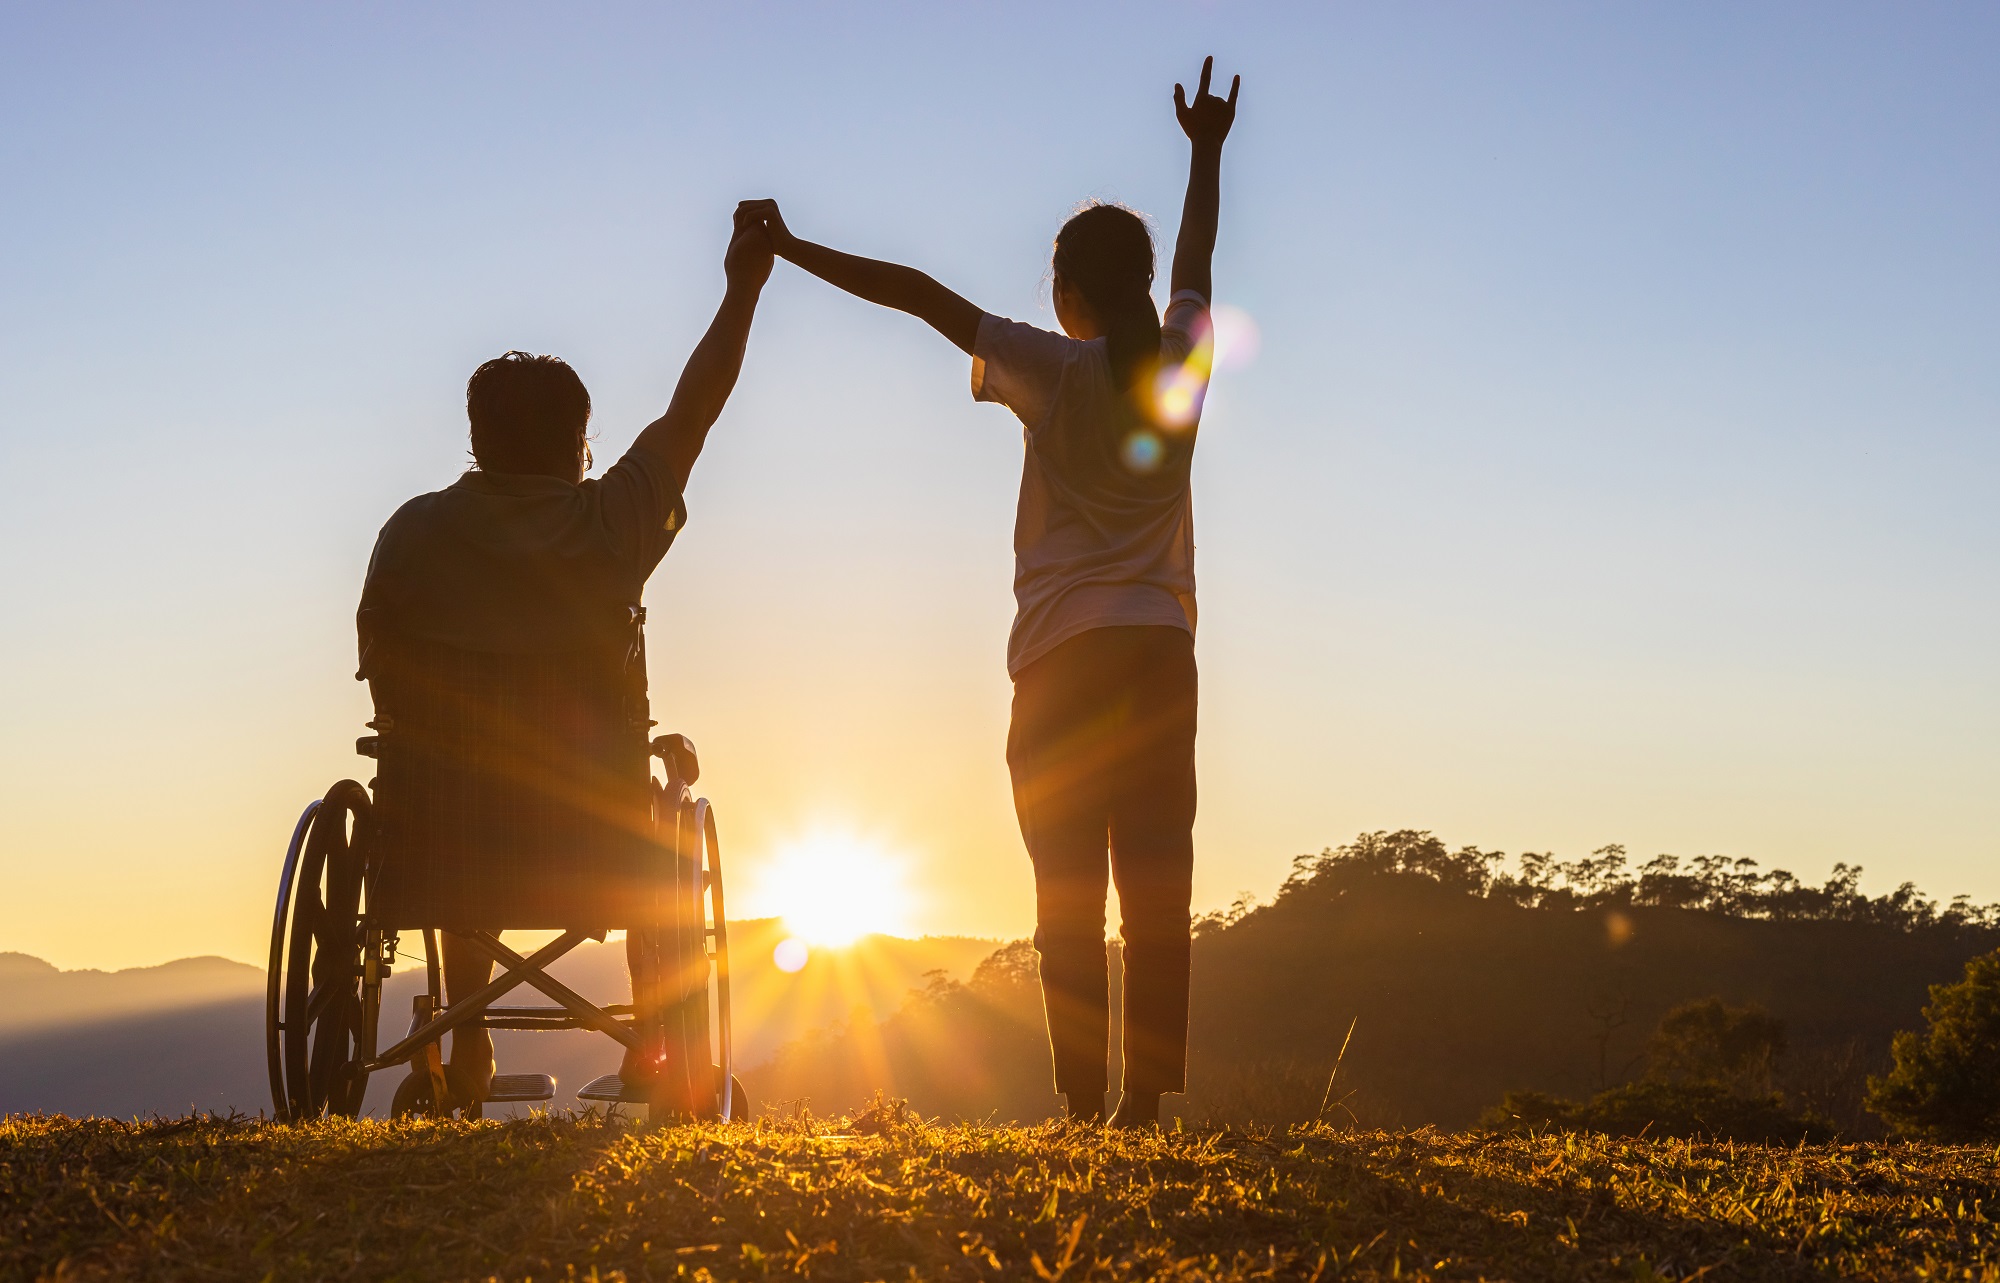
[{"x1": 971, "y1": 289, "x2": 1210, "y2": 675}]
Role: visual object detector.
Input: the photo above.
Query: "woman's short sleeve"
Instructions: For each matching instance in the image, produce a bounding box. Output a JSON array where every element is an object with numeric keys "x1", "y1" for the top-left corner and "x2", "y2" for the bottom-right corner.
[
  {"x1": 972, "y1": 314, "x2": 1077, "y2": 425},
  {"x1": 1159, "y1": 290, "x2": 1210, "y2": 365}
]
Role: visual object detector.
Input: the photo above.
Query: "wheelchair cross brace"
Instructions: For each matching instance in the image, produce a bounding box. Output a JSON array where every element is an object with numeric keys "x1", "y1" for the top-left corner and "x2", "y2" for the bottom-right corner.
[{"x1": 362, "y1": 928, "x2": 640, "y2": 1075}]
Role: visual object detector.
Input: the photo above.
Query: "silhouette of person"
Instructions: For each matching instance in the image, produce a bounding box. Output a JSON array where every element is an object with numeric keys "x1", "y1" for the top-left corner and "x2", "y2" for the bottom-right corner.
[
  {"x1": 355, "y1": 210, "x2": 773, "y2": 1107},
  {"x1": 739, "y1": 59, "x2": 1240, "y2": 1127}
]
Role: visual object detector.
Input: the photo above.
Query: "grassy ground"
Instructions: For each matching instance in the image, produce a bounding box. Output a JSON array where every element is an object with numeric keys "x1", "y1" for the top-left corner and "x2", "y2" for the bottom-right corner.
[{"x1": 6, "y1": 1108, "x2": 2000, "y2": 1282}]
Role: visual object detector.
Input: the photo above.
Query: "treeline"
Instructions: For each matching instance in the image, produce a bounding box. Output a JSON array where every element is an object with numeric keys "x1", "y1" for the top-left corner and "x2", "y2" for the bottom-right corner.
[
  {"x1": 1220, "y1": 829, "x2": 2000, "y2": 936},
  {"x1": 745, "y1": 831, "x2": 2000, "y2": 1134}
]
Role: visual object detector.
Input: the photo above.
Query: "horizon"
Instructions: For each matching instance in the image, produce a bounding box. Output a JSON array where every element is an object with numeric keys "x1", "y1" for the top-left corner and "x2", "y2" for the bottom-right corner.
[
  {"x1": 8, "y1": 829, "x2": 1998, "y2": 975},
  {"x1": 0, "y1": 917, "x2": 1008, "y2": 975},
  {"x1": 2, "y1": 3, "x2": 1996, "y2": 972}
]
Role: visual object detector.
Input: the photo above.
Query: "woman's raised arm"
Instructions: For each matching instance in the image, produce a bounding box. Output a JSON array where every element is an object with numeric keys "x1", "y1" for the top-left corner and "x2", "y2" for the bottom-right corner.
[
  {"x1": 1169, "y1": 57, "x2": 1240, "y2": 303},
  {"x1": 738, "y1": 199, "x2": 983, "y2": 354}
]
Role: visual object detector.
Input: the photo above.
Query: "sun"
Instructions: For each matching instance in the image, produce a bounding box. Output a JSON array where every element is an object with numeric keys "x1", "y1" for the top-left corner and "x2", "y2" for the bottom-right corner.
[{"x1": 748, "y1": 831, "x2": 916, "y2": 948}]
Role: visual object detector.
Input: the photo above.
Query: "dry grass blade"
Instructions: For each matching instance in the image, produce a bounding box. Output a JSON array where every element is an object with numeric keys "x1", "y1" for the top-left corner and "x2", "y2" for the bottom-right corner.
[{"x1": 1317, "y1": 1015, "x2": 1360, "y2": 1124}]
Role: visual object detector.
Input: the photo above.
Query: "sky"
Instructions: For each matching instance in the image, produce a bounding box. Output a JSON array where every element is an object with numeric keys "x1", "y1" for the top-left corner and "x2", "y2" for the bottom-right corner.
[{"x1": 1, "y1": 2, "x2": 1995, "y2": 971}]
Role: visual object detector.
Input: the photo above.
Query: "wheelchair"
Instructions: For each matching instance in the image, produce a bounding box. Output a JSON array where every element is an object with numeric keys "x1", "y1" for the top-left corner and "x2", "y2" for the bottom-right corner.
[{"x1": 264, "y1": 607, "x2": 745, "y2": 1122}]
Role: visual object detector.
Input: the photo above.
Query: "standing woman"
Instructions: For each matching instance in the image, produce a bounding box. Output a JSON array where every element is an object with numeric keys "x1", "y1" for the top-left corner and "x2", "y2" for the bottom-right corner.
[{"x1": 741, "y1": 58, "x2": 1238, "y2": 1126}]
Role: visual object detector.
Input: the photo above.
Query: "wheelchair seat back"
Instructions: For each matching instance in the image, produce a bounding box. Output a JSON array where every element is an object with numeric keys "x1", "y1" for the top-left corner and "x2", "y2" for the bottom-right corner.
[{"x1": 362, "y1": 625, "x2": 660, "y2": 929}]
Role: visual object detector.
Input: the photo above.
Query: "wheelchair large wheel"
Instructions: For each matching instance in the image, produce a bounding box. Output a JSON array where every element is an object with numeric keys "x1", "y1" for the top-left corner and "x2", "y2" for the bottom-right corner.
[
  {"x1": 266, "y1": 779, "x2": 375, "y2": 1121},
  {"x1": 695, "y1": 798, "x2": 741, "y2": 1121},
  {"x1": 720, "y1": 1069, "x2": 751, "y2": 1123}
]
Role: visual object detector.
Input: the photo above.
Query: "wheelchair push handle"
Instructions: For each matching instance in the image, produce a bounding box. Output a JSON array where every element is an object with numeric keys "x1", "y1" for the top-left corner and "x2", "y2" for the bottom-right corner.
[{"x1": 651, "y1": 733, "x2": 699, "y2": 788}]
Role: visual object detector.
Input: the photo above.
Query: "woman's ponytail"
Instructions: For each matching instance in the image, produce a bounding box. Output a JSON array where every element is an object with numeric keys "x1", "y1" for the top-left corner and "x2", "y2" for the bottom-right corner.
[{"x1": 1052, "y1": 203, "x2": 1162, "y2": 395}]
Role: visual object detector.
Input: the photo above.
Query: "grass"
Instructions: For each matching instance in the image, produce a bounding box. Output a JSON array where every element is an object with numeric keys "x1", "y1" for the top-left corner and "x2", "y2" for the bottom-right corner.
[{"x1": 6, "y1": 1105, "x2": 2000, "y2": 1281}]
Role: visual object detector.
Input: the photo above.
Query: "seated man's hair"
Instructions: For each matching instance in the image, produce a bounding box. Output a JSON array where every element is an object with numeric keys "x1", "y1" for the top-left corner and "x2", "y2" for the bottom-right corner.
[{"x1": 466, "y1": 351, "x2": 592, "y2": 475}]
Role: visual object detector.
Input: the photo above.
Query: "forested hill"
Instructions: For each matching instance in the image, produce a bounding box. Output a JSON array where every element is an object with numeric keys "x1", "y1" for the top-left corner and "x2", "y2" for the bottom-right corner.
[
  {"x1": 1188, "y1": 831, "x2": 1999, "y2": 1131},
  {"x1": 749, "y1": 832, "x2": 1999, "y2": 1134}
]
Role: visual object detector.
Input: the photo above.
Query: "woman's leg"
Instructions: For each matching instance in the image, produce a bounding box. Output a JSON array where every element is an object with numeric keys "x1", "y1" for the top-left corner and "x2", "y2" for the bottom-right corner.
[
  {"x1": 1107, "y1": 630, "x2": 1198, "y2": 1127},
  {"x1": 1008, "y1": 634, "x2": 1116, "y2": 1122}
]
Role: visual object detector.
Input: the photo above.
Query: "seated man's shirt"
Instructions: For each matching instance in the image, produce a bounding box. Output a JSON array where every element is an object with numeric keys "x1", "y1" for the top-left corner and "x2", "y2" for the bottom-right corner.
[
  {"x1": 355, "y1": 444, "x2": 686, "y2": 927},
  {"x1": 358, "y1": 447, "x2": 686, "y2": 659}
]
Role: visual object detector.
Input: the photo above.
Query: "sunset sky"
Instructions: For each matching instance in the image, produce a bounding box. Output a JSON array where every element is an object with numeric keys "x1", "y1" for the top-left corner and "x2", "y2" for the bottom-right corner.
[{"x1": 2, "y1": 3, "x2": 1995, "y2": 971}]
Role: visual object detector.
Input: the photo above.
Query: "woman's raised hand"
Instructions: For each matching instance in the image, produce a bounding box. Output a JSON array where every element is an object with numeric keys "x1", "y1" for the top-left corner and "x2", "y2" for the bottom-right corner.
[
  {"x1": 735, "y1": 199, "x2": 798, "y2": 259},
  {"x1": 1174, "y1": 56, "x2": 1240, "y2": 150}
]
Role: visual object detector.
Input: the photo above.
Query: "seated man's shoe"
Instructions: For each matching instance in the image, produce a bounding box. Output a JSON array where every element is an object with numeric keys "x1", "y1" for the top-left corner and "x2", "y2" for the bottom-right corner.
[
  {"x1": 444, "y1": 1059, "x2": 495, "y2": 1120},
  {"x1": 619, "y1": 1045, "x2": 663, "y2": 1086},
  {"x1": 392, "y1": 1054, "x2": 493, "y2": 1119},
  {"x1": 620, "y1": 1045, "x2": 711, "y2": 1115}
]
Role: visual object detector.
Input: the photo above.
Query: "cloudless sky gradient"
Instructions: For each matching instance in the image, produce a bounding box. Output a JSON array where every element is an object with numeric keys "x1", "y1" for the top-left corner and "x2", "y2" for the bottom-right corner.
[{"x1": 2, "y1": 3, "x2": 1995, "y2": 970}]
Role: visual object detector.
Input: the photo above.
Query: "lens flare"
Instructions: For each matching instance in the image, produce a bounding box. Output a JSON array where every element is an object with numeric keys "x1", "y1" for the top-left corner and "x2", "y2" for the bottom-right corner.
[
  {"x1": 1121, "y1": 429, "x2": 1164, "y2": 473},
  {"x1": 1209, "y1": 303, "x2": 1260, "y2": 372},
  {"x1": 1152, "y1": 312, "x2": 1214, "y2": 432},
  {"x1": 773, "y1": 937, "x2": 809, "y2": 973}
]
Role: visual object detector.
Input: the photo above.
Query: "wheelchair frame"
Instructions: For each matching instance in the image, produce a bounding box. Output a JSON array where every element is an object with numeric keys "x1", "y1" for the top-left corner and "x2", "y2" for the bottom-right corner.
[{"x1": 264, "y1": 736, "x2": 739, "y2": 1123}]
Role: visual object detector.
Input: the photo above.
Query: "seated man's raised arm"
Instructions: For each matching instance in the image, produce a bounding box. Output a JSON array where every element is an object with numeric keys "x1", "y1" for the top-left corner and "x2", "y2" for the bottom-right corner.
[{"x1": 630, "y1": 211, "x2": 775, "y2": 495}]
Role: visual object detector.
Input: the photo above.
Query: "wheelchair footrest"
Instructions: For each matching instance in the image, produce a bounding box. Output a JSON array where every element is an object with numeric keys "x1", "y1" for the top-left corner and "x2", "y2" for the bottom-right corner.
[
  {"x1": 486, "y1": 1073, "x2": 556, "y2": 1103},
  {"x1": 577, "y1": 1073, "x2": 650, "y2": 1104}
]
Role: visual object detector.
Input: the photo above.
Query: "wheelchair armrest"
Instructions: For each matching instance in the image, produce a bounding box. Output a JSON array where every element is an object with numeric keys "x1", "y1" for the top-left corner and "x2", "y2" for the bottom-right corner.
[
  {"x1": 356, "y1": 717, "x2": 392, "y2": 759},
  {"x1": 651, "y1": 733, "x2": 699, "y2": 785}
]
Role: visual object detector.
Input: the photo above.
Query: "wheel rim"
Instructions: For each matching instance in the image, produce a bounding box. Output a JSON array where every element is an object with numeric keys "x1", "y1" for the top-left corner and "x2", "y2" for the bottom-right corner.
[
  {"x1": 275, "y1": 782, "x2": 373, "y2": 1120},
  {"x1": 266, "y1": 801, "x2": 320, "y2": 1120},
  {"x1": 697, "y1": 799, "x2": 737, "y2": 1121}
]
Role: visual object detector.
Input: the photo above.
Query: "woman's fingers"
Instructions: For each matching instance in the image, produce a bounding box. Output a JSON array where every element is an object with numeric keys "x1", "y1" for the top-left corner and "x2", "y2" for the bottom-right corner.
[
  {"x1": 1174, "y1": 82, "x2": 1188, "y2": 112},
  {"x1": 1227, "y1": 74, "x2": 1240, "y2": 108},
  {"x1": 1197, "y1": 55, "x2": 1212, "y2": 98},
  {"x1": 734, "y1": 199, "x2": 788, "y2": 240}
]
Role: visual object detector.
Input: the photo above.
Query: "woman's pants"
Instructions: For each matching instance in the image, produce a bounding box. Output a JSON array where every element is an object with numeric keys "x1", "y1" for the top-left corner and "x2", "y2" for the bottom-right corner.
[{"x1": 1006, "y1": 624, "x2": 1197, "y2": 1107}]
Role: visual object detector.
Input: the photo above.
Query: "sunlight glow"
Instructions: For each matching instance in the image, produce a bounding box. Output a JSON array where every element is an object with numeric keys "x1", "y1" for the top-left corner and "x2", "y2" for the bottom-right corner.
[{"x1": 747, "y1": 831, "x2": 917, "y2": 947}]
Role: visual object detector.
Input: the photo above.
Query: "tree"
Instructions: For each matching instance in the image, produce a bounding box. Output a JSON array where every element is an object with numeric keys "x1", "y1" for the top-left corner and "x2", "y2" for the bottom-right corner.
[
  {"x1": 1481, "y1": 996, "x2": 1827, "y2": 1142},
  {"x1": 1647, "y1": 997, "x2": 1786, "y2": 1095},
  {"x1": 1867, "y1": 950, "x2": 2000, "y2": 1141}
]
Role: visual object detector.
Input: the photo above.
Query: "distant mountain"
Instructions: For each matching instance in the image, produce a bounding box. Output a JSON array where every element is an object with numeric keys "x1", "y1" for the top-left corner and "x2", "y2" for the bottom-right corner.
[
  {"x1": 0, "y1": 952, "x2": 261, "y2": 1036},
  {"x1": 0, "y1": 925, "x2": 997, "y2": 1119},
  {"x1": 0, "y1": 952, "x2": 267, "y2": 1117}
]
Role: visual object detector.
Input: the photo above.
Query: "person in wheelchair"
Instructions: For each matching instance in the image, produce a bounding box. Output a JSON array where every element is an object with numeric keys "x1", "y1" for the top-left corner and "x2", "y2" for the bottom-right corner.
[{"x1": 352, "y1": 211, "x2": 772, "y2": 1112}]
